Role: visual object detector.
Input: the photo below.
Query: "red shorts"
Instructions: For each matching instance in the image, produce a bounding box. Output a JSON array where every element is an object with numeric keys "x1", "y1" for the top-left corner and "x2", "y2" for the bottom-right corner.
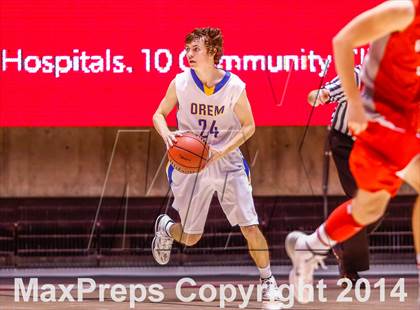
[{"x1": 350, "y1": 121, "x2": 420, "y2": 196}]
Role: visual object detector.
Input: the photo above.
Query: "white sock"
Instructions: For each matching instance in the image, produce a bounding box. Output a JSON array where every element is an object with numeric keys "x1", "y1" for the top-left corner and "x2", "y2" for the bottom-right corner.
[
  {"x1": 301, "y1": 224, "x2": 336, "y2": 255},
  {"x1": 258, "y1": 264, "x2": 272, "y2": 280},
  {"x1": 165, "y1": 220, "x2": 174, "y2": 238}
]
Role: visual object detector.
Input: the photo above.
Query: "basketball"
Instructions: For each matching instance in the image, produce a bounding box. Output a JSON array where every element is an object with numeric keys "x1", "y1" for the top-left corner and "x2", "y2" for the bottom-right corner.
[{"x1": 168, "y1": 132, "x2": 209, "y2": 174}]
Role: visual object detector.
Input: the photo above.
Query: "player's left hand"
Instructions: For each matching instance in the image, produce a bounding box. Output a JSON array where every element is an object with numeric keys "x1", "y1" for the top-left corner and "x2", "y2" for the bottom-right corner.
[{"x1": 206, "y1": 147, "x2": 225, "y2": 166}]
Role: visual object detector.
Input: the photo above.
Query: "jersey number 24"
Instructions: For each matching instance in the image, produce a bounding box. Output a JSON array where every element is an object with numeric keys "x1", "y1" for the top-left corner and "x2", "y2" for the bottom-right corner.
[{"x1": 198, "y1": 119, "x2": 219, "y2": 138}]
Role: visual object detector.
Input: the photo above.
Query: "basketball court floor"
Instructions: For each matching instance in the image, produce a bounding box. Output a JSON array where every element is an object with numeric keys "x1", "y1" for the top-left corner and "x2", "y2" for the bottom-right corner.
[{"x1": 0, "y1": 276, "x2": 418, "y2": 309}]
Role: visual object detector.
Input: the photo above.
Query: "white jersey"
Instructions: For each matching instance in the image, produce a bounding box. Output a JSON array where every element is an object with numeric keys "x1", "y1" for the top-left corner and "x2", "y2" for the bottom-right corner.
[
  {"x1": 170, "y1": 68, "x2": 256, "y2": 233},
  {"x1": 175, "y1": 68, "x2": 246, "y2": 168}
]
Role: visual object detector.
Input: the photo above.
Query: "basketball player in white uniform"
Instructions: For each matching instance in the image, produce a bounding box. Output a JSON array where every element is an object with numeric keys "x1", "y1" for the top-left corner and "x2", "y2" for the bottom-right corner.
[{"x1": 152, "y1": 27, "x2": 281, "y2": 302}]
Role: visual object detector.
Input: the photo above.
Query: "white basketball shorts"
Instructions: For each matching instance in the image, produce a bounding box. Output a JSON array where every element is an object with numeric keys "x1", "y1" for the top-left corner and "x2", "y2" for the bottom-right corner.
[{"x1": 166, "y1": 152, "x2": 259, "y2": 234}]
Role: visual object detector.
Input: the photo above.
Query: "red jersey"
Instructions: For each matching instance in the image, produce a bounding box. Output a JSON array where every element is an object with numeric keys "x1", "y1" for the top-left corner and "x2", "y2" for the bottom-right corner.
[{"x1": 361, "y1": 0, "x2": 420, "y2": 133}]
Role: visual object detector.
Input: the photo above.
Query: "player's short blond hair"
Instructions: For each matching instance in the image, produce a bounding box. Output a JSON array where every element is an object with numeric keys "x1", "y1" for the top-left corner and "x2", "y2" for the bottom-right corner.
[{"x1": 185, "y1": 27, "x2": 223, "y2": 64}]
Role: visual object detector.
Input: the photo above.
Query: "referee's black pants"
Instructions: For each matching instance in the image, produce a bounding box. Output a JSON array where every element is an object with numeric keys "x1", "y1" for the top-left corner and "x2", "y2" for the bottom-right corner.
[{"x1": 328, "y1": 129, "x2": 371, "y2": 273}]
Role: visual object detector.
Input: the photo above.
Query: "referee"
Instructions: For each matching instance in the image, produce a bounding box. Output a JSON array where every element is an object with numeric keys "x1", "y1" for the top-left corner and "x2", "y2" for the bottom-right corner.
[{"x1": 308, "y1": 65, "x2": 372, "y2": 286}]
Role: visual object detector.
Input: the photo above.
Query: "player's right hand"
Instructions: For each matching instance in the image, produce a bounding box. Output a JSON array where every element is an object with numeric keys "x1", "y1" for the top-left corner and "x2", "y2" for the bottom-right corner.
[
  {"x1": 163, "y1": 131, "x2": 183, "y2": 149},
  {"x1": 348, "y1": 99, "x2": 368, "y2": 135}
]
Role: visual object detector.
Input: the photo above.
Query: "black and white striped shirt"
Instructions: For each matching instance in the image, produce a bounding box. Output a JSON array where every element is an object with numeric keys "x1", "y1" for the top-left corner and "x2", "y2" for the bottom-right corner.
[{"x1": 324, "y1": 65, "x2": 362, "y2": 136}]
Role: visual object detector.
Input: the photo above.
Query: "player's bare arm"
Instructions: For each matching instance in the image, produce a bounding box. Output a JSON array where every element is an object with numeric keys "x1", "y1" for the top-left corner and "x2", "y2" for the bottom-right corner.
[
  {"x1": 152, "y1": 79, "x2": 182, "y2": 148},
  {"x1": 208, "y1": 89, "x2": 255, "y2": 164},
  {"x1": 333, "y1": 0, "x2": 415, "y2": 135}
]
